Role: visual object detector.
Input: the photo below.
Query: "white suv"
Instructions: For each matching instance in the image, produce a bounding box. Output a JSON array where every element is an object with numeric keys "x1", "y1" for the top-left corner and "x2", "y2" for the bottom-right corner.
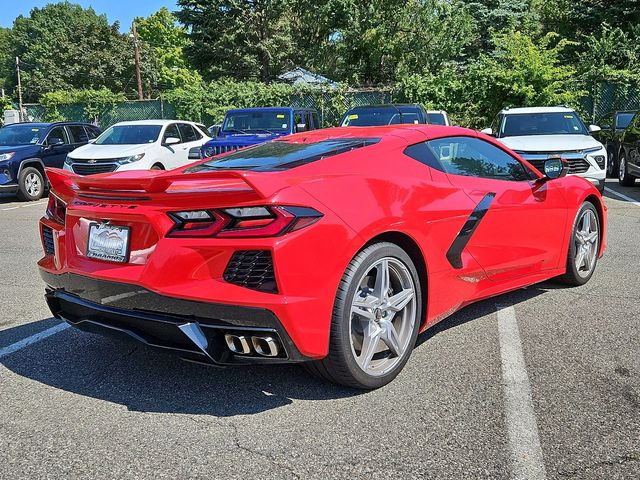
[
  {"x1": 64, "y1": 120, "x2": 211, "y2": 175},
  {"x1": 481, "y1": 107, "x2": 606, "y2": 192}
]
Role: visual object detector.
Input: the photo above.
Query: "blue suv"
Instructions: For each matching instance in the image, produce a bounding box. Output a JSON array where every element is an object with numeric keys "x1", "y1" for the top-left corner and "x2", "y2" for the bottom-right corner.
[
  {"x1": 0, "y1": 122, "x2": 101, "y2": 201},
  {"x1": 201, "y1": 107, "x2": 320, "y2": 158}
]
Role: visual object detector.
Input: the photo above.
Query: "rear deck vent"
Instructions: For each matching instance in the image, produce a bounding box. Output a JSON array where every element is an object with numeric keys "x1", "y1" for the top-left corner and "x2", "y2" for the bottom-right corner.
[{"x1": 223, "y1": 250, "x2": 277, "y2": 293}]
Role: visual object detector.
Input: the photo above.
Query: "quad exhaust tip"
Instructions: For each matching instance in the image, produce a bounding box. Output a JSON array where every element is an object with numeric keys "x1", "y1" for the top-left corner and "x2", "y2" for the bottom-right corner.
[
  {"x1": 224, "y1": 333, "x2": 280, "y2": 357},
  {"x1": 224, "y1": 334, "x2": 251, "y2": 355}
]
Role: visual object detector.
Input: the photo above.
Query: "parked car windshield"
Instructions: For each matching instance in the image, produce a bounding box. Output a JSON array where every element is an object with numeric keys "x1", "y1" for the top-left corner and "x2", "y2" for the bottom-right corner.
[
  {"x1": 222, "y1": 111, "x2": 290, "y2": 133},
  {"x1": 0, "y1": 124, "x2": 45, "y2": 146},
  {"x1": 616, "y1": 112, "x2": 636, "y2": 129},
  {"x1": 341, "y1": 107, "x2": 420, "y2": 126},
  {"x1": 188, "y1": 138, "x2": 380, "y2": 172},
  {"x1": 500, "y1": 112, "x2": 588, "y2": 137},
  {"x1": 94, "y1": 125, "x2": 162, "y2": 145}
]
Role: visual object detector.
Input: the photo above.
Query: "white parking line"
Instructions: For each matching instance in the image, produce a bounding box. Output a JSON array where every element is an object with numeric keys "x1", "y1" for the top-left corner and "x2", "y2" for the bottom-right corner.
[
  {"x1": 604, "y1": 187, "x2": 640, "y2": 207},
  {"x1": 0, "y1": 323, "x2": 69, "y2": 359},
  {"x1": 1, "y1": 201, "x2": 47, "y2": 212},
  {"x1": 496, "y1": 305, "x2": 547, "y2": 480}
]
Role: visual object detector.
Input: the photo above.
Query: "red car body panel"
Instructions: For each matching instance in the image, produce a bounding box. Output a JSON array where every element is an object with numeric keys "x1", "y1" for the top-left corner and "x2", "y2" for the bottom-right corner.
[{"x1": 38, "y1": 125, "x2": 607, "y2": 361}]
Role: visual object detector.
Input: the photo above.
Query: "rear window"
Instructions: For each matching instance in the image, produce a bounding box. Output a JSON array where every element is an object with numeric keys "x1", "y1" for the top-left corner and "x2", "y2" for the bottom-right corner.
[
  {"x1": 187, "y1": 138, "x2": 380, "y2": 173},
  {"x1": 427, "y1": 113, "x2": 447, "y2": 125},
  {"x1": 341, "y1": 107, "x2": 421, "y2": 126},
  {"x1": 616, "y1": 112, "x2": 636, "y2": 129}
]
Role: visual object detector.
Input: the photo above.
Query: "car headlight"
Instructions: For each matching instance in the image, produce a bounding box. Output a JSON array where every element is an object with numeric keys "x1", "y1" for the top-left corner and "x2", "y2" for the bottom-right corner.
[
  {"x1": 0, "y1": 152, "x2": 15, "y2": 162},
  {"x1": 64, "y1": 155, "x2": 73, "y2": 166},
  {"x1": 584, "y1": 146, "x2": 606, "y2": 169},
  {"x1": 116, "y1": 153, "x2": 145, "y2": 165},
  {"x1": 203, "y1": 146, "x2": 216, "y2": 158}
]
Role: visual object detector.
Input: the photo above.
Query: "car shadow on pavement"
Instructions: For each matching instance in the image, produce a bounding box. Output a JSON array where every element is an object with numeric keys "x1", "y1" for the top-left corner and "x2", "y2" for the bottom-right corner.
[{"x1": 1, "y1": 285, "x2": 549, "y2": 417}]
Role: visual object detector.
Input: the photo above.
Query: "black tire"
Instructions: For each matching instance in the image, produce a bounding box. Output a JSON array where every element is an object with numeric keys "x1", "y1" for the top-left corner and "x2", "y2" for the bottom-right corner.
[
  {"x1": 606, "y1": 148, "x2": 617, "y2": 178},
  {"x1": 305, "y1": 242, "x2": 423, "y2": 389},
  {"x1": 16, "y1": 166, "x2": 45, "y2": 201},
  {"x1": 150, "y1": 163, "x2": 165, "y2": 171},
  {"x1": 618, "y1": 152, "x2": 636, "y2": 186},
  {"x1": 558, "y1": 202, "x2": 600, "y2": 286}
]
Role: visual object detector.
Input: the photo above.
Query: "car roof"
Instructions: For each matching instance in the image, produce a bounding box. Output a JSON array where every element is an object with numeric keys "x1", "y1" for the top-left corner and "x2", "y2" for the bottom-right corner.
[
  {"x1": 501, "y1": 106, "x2": 575, "y2": 114},
  {"x1": 225, "y1": 107, "x2": 315, "y2": 113},
  {"x1": 347, "y1": 104, "x2": 422, "y2": 110},
  {"x1": 284, "y1": 124, "x2": 475, "y2": 144},
  {"x1": 111, "y1": 119, "x2": 199, "y2": 126},
  {"x1": 2, "y1": 121, "x2": 96, "y2": 128}
]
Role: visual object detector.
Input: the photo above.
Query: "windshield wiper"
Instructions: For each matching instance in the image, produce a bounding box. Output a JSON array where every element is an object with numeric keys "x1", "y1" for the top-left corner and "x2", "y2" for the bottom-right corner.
[
  {"x1": 222, "y1": 128, "x2": 248, "y2": 134},
  {"x1": 248, "y1": 129, "x2": 276, "y2": 135}
]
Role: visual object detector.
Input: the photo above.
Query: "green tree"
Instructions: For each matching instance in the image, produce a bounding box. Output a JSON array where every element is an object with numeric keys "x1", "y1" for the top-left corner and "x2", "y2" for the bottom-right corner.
[
  {"x1": 398, "y1": 30, "x2": 582, "y2": 127},
  {"x1": 11, "y1": 2, "x2": 136, "y2": 101},
  {"x1": 176, "y1": 0, "x2": 294, "y2": 81},
  {"x1": 135, "y1": 7, "x2": 201, "y2": 92},
  {"x1": 0, "y1": 28, "x2": 13, "y2": 95}
]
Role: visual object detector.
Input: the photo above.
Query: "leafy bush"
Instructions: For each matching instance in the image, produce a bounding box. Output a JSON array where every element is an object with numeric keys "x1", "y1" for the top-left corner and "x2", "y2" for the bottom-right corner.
[{"x1": 39, "y1": 88, "x2": 126, "y2": 123}]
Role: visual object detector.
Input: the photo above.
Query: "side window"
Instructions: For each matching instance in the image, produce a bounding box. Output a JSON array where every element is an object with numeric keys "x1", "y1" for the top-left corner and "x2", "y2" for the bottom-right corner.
[
  {"x1": 178, "y1": 123, "x2": 198, "y2": 142},
  {"x1": 404, "y1": 142, "x2": 444, "y2": 171},
  {"x1": 294, "y1": 112, "x2": 307, "y2": 132},
  {"x1": 426, "y1": 136, "x2": 532, "y2": 182},
  {"x1": 163, "y1": 123, "x2": 181, "y2": 143},
  {"x1": 85, "y1": 126, "x2": 100, "y2": 139},
  {"x1": 68, "y1": 125, "x2": 89, "y2": 144},
  {"x1": 45, "y1": 126, "x2": 69, "y2": 145}
]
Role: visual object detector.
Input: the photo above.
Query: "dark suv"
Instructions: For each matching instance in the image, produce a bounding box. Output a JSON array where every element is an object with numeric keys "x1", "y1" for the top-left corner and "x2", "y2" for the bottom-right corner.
[
  {"x1": 594, "y1": 110, "x2": 637, "y2": 177},
  {"x1": 0, "y1": 122, "x2": 101, "y2": 200}
]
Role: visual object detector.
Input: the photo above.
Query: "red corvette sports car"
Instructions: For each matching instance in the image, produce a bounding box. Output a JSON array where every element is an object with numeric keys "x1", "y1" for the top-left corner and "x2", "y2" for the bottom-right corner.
[{"x1": 38, "y1": 125, "x2": 606, "y2": 389}]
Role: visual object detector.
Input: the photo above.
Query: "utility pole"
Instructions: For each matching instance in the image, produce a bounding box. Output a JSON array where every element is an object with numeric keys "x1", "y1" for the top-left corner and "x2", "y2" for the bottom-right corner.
[
  {"x1": 15, "y1": 57, "x2": 24, "y2": 122},
  {"x1": 132, "y1": 22, "x2": 143, "y2": 100}
]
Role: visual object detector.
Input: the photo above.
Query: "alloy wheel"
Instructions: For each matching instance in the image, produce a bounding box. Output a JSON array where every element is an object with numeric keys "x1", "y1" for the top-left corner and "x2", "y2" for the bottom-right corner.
[
  {"x1": 607, "y1": 151, "x2": 614, "y2": 177},
  {"x1": 349, "y1": 257, "x2": 417, "y2": 376},
  {"x1": 574, "y1": 209, "x2": 599, "y2": 278},
  {"x1": 619, "y1": 157, "x2": 626, "y2": 182},
  {"x1": 25, "y1": 173, "x2": 41, "y2": 198}
]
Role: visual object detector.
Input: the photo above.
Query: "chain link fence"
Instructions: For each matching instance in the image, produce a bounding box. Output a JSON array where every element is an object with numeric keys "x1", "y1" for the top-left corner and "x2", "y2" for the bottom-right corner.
[
  {"x1": 582, "y1": 81, "x2": 640, "y2": 122},
  {"x1": 20, "y1": 90, "x2": 392, "y2": 129},
  {"x1": 16, "y1": 82, "x2": 638, "y2": 128},
  {"x1": 23, "y1": 100, "x2": 176, "y2": 127}
]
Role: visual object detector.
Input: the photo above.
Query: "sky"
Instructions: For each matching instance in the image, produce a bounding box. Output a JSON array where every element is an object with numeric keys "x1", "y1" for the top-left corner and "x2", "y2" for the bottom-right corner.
[{"x1": 0, "y1": 0, "x2": 179, "y2": 30}]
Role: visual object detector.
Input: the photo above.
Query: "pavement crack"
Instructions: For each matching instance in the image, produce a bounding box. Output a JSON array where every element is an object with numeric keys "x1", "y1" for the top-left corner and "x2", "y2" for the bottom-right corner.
[
  {"x1": 80, "y1": 345, "x2": 139, "y2": 387},
  {"x1": 226, "y1": 420, "x2": 300, "y2": 479}
]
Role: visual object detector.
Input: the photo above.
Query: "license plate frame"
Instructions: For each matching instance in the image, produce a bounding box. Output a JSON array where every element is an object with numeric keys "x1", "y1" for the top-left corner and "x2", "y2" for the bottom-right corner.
[{"x1": 87, "y1": 223, "x2": 131, "y2": 263}]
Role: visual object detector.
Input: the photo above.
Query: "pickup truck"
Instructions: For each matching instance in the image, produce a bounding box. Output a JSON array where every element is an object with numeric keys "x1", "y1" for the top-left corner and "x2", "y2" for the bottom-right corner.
[
  {"x1": 594, "y1": 110, "x2": 637, "y2": 177},
  {"x1": 200, "y1": 107, "x2": 320, "y2": 158}
]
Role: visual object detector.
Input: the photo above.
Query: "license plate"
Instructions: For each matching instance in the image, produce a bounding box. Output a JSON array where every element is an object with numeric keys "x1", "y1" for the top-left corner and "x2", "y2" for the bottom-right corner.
[{"x1": 87, "y1": 223, "x2": 130, "y2": 263}]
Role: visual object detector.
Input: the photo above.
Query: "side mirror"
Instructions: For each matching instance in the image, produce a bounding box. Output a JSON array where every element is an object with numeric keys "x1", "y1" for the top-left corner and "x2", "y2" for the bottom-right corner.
[
  {"x1": 164, "y1": 137, "x2": 180, "y2": 146},
  {"x1": 296, "y1": 123, "x2": 307, "y2": 133},
  {"x1": 480, "y1": 128, "x2": 493, "y2": 136},
  {"x1": 188, "y1": 146, "x2": 201, "y2": 160},
  {"x1": 588, "y1": 124, "x2": 601, "y2": 133},
  {"x1": 542, "y1": 157, "x2": 568, "y2": 180},
  {"x1": 48, "y1": 138, "x2": 65, "y2": 147},
  {"x1": 208, "y1": 125, "x2": 220, "y2": 137}
]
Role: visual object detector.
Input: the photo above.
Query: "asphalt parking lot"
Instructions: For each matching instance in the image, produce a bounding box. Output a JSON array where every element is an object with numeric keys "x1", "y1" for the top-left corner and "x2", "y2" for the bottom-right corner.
[{"x1": 0, "y1": 179, "x2": 638, "y2": 480}]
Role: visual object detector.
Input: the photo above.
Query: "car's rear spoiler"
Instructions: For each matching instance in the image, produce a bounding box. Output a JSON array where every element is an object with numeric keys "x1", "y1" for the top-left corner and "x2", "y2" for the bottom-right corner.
[{"x1": 45, "y1": 167, "x2": 288, "y2": 200}]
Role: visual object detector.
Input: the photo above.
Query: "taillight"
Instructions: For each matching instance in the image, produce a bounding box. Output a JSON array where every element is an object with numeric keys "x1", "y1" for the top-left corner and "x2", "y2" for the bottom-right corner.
[
  {"x1": 167, "y1": 206, "x2": 322, "y2": 238},
  {"x1": 46, "y1": 194, "x2": 66, "y2": 225}
]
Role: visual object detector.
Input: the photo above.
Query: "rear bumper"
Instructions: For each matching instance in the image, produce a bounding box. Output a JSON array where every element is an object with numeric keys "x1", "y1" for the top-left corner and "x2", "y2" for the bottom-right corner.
[{"x1": 41, "y1": 271, "x2": 308, "y2": 365}]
